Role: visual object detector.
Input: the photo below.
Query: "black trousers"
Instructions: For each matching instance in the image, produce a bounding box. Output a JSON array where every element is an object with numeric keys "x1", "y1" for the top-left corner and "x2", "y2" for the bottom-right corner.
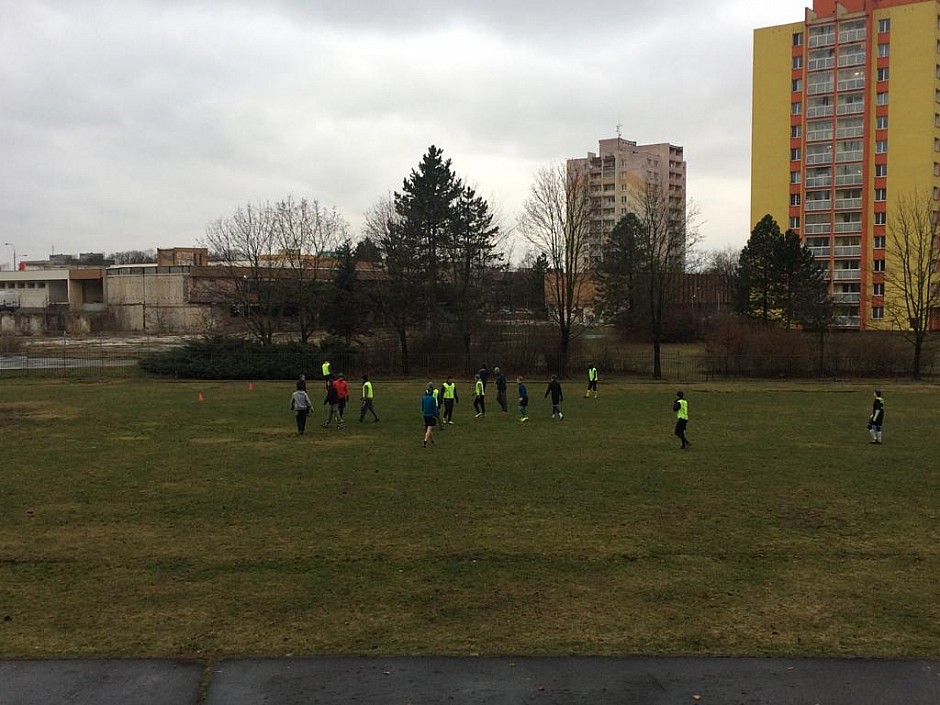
[
  {"x1": 443, "y1": 399, "x2": 455, "y2": 422},
  {"x1": 295, "y1": 410, "x2": 309, "y2": 434}
]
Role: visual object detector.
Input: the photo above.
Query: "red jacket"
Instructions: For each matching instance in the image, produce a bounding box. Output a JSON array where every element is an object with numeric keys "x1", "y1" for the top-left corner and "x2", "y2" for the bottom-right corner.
[{"x1": 334, "y1": 379, "x2": 349, "y2": 401}]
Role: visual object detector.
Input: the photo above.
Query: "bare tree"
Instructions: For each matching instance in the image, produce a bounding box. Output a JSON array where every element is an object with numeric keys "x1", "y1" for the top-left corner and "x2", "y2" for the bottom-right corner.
[
  {"x1": 632, "y1": 184, "x2": 699, "y2": 378},
  {"x1": 203, "y1": 202, "x2": 282, "y2": 345},
  {"x1": 883, "y1": 190, "x2": 940, "y2": 379},
  {"x1": 518, "y1": 162, "x2": 592, "y2": 377},
  {"x1": 274, "y1": 196, "x2": 347, "y2": 343}
]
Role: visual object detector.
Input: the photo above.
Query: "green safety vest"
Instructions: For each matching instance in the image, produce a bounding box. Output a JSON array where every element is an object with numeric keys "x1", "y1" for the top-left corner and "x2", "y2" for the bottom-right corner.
[
  {"x1": 362, "y1": 381, "x2": 373, "y2": 399},
  {"x1": 475, "y1": 379, "x2": 484, "y2": 396},
  {"x1": 588, "y1": 367, "x2": 598, "y2": 381},
  {"x1": 442, "y1": 382, "x2": 456, "y2": 399},
  {"x1": 432, "y1": 388, "x2": 440, "y2": 405},
  {"x1": 321, "y1": 361, "x2": 331, "y2": 376},
  {"x1": 676, "y1": 398, "x2": 688, "y2": 420}
]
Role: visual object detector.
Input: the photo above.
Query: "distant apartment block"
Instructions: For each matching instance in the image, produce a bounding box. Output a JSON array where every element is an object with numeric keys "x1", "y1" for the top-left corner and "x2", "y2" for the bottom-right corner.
[
  {"x1": 567, "y1": 137, "x2": 687, "y2": 267},
  {"x1": 752, "y1": 0, "x2": 940, "y2": 330}
]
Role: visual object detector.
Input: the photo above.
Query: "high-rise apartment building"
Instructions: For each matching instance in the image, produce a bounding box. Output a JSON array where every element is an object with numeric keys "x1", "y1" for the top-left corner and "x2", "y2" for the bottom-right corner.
[
  {"x1": 752, "y1": 0, "x2": 940, "y2": 329},
  {"x1": 568, "y1": 137, "x2": 687, "y2": 267}
]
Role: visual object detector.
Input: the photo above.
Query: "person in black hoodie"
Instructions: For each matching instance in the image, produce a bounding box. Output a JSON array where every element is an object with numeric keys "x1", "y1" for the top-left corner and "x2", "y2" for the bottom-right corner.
[{"x1": 544, "y1": 375, "x2": 564, "y2": 419}]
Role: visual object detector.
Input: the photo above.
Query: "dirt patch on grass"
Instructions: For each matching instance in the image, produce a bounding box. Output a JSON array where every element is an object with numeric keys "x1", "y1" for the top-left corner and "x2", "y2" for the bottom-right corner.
[{"x1": 0, "y1": 401, "x2": 72, "y2": 426}]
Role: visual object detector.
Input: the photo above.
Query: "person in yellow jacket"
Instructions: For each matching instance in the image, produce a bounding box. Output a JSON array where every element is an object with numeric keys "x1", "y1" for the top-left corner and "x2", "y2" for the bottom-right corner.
[
  {"x1": 473, "y1": 374, "x2": 486, "y2": 417},
  {"x1": 585, "y1": 364, "x2": 598, "y2": 398},
  {"x1": 673, "y1": 390, "x2": 690, "y2": 449},
  {"x1": 441, "y1": 376, "x2": 458, "y2": 424},
  {"x1": 359, "y1": 374, "x2": 379, "y2": 422}
]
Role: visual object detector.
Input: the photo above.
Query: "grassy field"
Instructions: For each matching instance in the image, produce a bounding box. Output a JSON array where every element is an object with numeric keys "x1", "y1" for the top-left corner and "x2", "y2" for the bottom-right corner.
[{"x1": 0, "y1": 376, "x2": 938, "y2": 659}]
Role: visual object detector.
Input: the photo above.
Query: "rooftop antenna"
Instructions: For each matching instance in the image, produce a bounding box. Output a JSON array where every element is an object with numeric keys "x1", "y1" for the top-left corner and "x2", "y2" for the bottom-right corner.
[{"x1": 616, "y1": 122, "x2": 623, "y2": 140}]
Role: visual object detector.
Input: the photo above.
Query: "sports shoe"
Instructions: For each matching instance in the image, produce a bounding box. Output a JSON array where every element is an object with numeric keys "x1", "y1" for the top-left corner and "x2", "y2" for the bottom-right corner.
[
  {"x1": 521, "y1": 416, "x2": 528, "y2": 422},
  {"x1": 475, "y1": 413, "x2": 482, "y2": 418},
  {"x1": 558, "y1": 413, "x2": 564, "y2": 420}
]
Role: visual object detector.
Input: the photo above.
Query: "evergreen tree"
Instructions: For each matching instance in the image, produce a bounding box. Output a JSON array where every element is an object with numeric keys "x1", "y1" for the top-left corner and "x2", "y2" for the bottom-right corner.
[
  {"x1": 734, "y1": 214, "x2": 832, "y2": 328},
  {"x1": 596, "y1": 212, "x2": 646, "y2": 330},
  {"x1": 321, "y1": 240, "x2": 370, "y2": 348},
  {"x1": 443, "y1": 184, "x2": 502, "y2": 364},
  {"x1": 394, "y1": 145, "x2": 463, "y2": 341},
  {"x1": 735, "y1": 214, "x2": 786, "y2": 321}
]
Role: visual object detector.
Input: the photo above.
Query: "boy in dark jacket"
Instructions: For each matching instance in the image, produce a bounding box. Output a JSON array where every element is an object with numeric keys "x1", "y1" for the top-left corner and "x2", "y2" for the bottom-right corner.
[{"x1": 544, "y1": 375, "x2": 564, "y2": 419}]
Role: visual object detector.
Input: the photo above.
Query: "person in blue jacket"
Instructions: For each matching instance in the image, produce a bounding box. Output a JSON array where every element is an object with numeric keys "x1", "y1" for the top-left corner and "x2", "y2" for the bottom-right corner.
[
  {"x1": 517, "y1": 376, "x2": 529, "y2": 423},
  {"x1": 422, "y1": 384, "x2": 438, "y2": 447}
]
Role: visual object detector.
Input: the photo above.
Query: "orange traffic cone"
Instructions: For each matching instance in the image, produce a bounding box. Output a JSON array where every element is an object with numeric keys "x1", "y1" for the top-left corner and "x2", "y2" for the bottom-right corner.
[
  {"x1": 198, "y1": 391, "x2": 205, "y2": 402},
  {"x1": 248, "y1": 382, "x2": 255, "y2": 391}
]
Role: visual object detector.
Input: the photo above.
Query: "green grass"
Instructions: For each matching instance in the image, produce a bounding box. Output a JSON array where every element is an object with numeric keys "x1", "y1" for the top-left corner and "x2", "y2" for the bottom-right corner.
[{"x1": 0, "y1": 377, "x2": 938, "y2": 658}]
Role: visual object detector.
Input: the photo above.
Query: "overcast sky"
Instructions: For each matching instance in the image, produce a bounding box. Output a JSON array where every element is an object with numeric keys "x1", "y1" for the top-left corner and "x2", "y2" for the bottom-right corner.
[{"x1": 0, "y1": 0, "x2": 810, "y2": 266}]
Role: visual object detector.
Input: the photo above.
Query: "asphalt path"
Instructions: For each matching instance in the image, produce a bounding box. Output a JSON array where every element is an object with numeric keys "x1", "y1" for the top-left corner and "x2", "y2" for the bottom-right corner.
[{"x1": 2, "y1": 657, "x2": 940, "y2": 704}]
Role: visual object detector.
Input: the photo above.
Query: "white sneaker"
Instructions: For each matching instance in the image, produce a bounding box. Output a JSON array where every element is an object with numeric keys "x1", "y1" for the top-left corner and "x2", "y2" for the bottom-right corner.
[{"x1": 558, "y1": 413, "x2": 563, "y2": 420}]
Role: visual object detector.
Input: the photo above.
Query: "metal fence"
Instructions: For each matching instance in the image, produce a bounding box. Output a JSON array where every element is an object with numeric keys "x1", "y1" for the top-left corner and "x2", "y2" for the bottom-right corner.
[{"x1": 0, "y1": 347, "x2": 930, "y2": 382}]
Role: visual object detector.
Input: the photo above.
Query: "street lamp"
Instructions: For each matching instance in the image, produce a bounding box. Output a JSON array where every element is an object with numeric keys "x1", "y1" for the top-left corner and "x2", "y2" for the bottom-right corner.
[{"x1": 2, "y1": 243, "x2": 14, "y2": 271}]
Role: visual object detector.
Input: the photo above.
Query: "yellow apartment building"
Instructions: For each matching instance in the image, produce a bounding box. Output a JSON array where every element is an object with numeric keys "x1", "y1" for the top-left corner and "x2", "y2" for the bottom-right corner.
[{"x1": 752, "y1": 0, "x2": 940, "y2": 329}]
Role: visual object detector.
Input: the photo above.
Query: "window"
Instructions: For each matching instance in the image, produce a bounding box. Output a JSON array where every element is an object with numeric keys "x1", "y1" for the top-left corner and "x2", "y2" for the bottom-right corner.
[
  {"x1": 790, "y1": 216, "x2": 801, "y2": 229},
  {"x1": 874, "y1": 212, "x2": 887, "y2": 225},
  {"x1": 794, "y1": 31, "x2": 804, "y2": 46},
  {"x1": 793, "y1": 55, "x2": 804, "y2": 69},
  {"x1": 875, "y1": 140, "x2": 887, "y2": 153},
  {"x1": 791, "y1": 171, "x2": 802, "y2": 184},
  {"x1": 874, "y1": 235, "x2": 886, "y2": 248},
  {"x1": 791, "y1": 124, "x2": 803, "y2": 138},
  {"x1": 875, "y1": 164, "x2": 887, "y2": 177},
  {"x1": 873, "y1": 259, "x2": 886, "y2": 272},
  {"x1": 875, "y1": 188, "x2": 887, "y2": 201},
  {"x1": 874, "y1": 283, "x2": 885, "y2": 296},
  {"x1": 792, "y1": 102, "x2": 803, "y2": 115},
  {"x1": 872, "y1": 306, "x2": 885, "y2": 320},
  {"x1": 935, "y1": 138, "x2": 940, "y2": 152},
  {"x1": 877, "y1": 67, "x2": 889, "y2": 81},
  {"x1": 791, "y1": 147, "x2": 802, "y2": 161},
  {"x1": 876, "y1": 116, "x2": 888, "y2": 130},
  {"x1": 878, "y1": 18, "x2": 890, "y2": 33},
  {"x1": 878, "y1": 43, "x2": 890, "y2": 58},
  {"x1": 790, "y1": 193, "x2": 802, "y2": 206},
  {"x1": 876, "y1": 92, "x2": 889, "y2": 106},
  {"x1": 792, "y1": 78, "x2": 803, "y2": 92},
  {"x1": 935, "y1": 162, "x2": 940, "y2": 176}
]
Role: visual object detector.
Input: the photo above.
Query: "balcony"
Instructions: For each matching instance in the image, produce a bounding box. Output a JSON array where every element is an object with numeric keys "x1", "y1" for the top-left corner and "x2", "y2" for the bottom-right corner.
[
  {"x1": 808, "y1": 82, "x2": 835, "y2": 95},
  {"x1": 837, "y1": 103, "x2": 865, "y2": 115},
  {"x1": 834, "y1": 221, "x2": 862, "y2": 233},
  {"x1": 838, "y1": 29, "x2": 866, "y2": 43},
  {"x1": 833, "y1": 292, "x2": 862, "y2": 304},
  {"x1": 806, "y1": 153, "x2": 833, "y2": 165},
  {"x1": 804, "y1": 223, "x2": 832, "y2": 235},
  {"x1": 838, "y1": 53, "x2": 866, "y2": 67},
  {"x1": 807, "y1": 130, "x2": 834, "y2": 142},
  {"x1": 836, "y1": 150, "x2": 863, "y2": 163},
  {"x1": 808, "y1": 57, "x2": 835, "y2": 71},
  {"x1": 834, "y1": 245, "x2": 862, "y2": 257},
  {"x1": 836, "y1": 126, "x2": 864, "y2": 138},
  {"x1": 809, "y1": 33, "x2": 835, "y2": 47},
  {"x1": 809, "y1": 246, "x2": 831, "y2": 257},
  {"x1": 837, "y1": 78, "x2": 865, "y2": 92},
  {"x1": 807, "y1": 105, "x2": 835, "y2": 118},
  {"x1": 835, "y1": 174, "x2": 863, "y2": 186},
  {"x1": 833, "y1": 315, "x2": 862, "y2": 327},
  {"x1": 805, "y1": 200, "x2": 833, "y2": 211},
  {"x1": 835, "y1": 198, "x2": 862, "y2": 210},
  {"x1": 833, "y1": 269, "x2": 861, "y2": 280},
  {"x1": 806, "y1": 176, "x2": 833, "y2": 188}
]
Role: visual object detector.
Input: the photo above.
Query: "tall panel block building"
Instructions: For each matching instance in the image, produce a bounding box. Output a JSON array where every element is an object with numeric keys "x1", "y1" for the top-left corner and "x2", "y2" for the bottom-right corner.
[
  {"x1": 568, "y1": 137, "x2": 687, "y2": 268},
  {"x1": 752, "y1": 0, "x2": 940, "y2": 329}
]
